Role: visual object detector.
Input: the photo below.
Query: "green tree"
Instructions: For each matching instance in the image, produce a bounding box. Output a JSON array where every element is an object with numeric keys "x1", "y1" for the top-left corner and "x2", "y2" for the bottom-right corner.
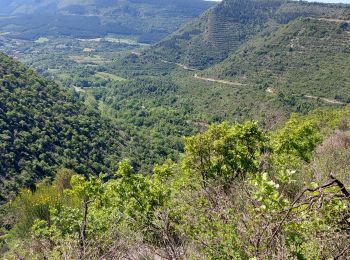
[{"x1": 184, "y1": 121, "x2": 267, "y2": 189}]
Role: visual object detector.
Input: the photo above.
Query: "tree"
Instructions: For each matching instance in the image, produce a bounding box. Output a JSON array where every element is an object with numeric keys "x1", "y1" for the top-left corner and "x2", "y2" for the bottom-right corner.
[{"x1": 184, "y1": 121, "x2": 267, "y2": 189}]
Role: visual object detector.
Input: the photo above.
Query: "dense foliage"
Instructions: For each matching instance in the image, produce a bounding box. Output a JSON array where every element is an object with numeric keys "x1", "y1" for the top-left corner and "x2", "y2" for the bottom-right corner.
[
  {"x1": 1, "y1": 0, "x2": 348, "y2": 177},
  {"x1": 1, "y1": 107, "x2": 350, "y2": 258},
  {"x1": 0, "y1": 53, "x2": 130, "y2": 201},
  {"x1": 1, "y1": 1, "x2": 350, "y2": 258}
]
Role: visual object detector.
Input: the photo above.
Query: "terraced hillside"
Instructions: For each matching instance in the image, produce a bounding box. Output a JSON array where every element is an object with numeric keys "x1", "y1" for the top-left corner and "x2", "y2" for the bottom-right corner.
[
  {"x1": 205, "y1": 17, "x2": 350, "y2": 104},
  {"x1": 150, "y1": 0, "x2": 350, "y2": 68}
]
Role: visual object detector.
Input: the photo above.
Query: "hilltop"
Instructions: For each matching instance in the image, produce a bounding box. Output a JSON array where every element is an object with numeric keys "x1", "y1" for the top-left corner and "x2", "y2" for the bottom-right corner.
[
  {"x1": 149, "y1": 0, "x2": 350, "y2": 68},
  {"x1": 206, "y1": 17, "x2": 350, "y2": 103}
]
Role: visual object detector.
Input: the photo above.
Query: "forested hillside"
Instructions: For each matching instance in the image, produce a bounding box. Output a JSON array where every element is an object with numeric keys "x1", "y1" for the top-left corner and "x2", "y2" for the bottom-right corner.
[{"x1": 0, "y1": 53, "x2": 129, "y2": 201}]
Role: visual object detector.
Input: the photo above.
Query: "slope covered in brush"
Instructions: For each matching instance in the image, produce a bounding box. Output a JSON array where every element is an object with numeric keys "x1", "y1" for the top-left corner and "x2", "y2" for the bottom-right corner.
[
  {"x1": 206, "y1": 17, "x2": 350, "y2": 103},
  {"x1": 0, "y1": 52, "x2": 128, "y2": 201},
  {"x1": 3, "y1": 106, "x2": 350, "y2": 258}
]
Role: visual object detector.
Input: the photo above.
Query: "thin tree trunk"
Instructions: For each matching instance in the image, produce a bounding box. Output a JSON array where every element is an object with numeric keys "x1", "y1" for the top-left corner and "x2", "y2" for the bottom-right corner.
[{"x1": 79, "y1": 199, "x2": 90, "y2": 259}]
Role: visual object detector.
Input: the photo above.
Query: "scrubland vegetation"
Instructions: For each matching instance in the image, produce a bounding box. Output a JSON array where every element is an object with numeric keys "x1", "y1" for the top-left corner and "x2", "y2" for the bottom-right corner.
[
  {"x1": 2, "y1": 107, "x2": 350, "y2": 259},
  {"x1": 1, "y1": 0, "x2": 350, "y2": 258}
]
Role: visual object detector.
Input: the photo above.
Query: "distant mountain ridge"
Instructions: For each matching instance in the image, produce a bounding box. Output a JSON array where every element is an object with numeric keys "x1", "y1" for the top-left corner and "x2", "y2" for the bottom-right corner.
[
  {"x1": 0, "y1": 0, "x2": 215, "y2": 43},
  {"x1": 149, "y1": 0, "x2": 350, "y2": 68},
  {"x1": 0, "y1": 0, "x2": 214, "y2": 15}
]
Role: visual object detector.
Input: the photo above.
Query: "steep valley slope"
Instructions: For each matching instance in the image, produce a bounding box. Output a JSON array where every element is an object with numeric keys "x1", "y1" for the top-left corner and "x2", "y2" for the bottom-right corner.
[{"x1": 0, "y1": 52, "x2": 131, "y2": 201}]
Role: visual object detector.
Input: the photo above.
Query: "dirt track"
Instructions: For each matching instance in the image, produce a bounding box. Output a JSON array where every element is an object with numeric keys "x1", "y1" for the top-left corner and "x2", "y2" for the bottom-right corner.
[
  {"x1": 317, "y1": 18, "x2": 350, "y2": 23},
  {"x1": 194, "y1": 74, "x2": 246, "y2": 86},
  {"x1": 304, "y1": 95, "x2": 345, "y2": 105}
]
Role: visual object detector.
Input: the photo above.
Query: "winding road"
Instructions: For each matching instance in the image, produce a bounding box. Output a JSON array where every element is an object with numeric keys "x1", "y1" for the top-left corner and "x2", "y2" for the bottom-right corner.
[
  {"x1": 317, "y1": 18, "x2": 350, "y2": 23},
  {"x1": 161, "y1": 59, "x2": 246, "y2": 86},
  {"x1": 158, "y1": 58, "x2": 347, "y2": 105},
  {"x1": 304, "y1": 95, "x2": 346, "y2": 105}
]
